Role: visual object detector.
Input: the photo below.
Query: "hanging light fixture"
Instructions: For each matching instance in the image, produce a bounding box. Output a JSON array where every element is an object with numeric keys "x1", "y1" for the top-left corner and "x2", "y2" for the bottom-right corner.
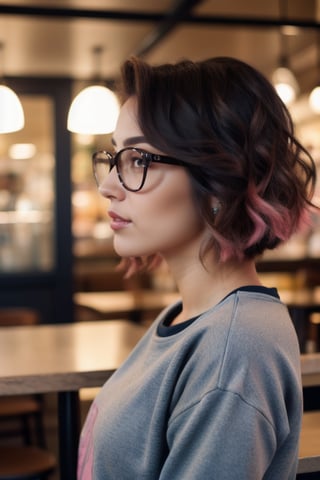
[
  {"x1": 309, "y1": 32, "x2": 320, "y2": 113},
  {"x1": 67, "y1": 46, "x2": 119, "y2": 135},
  {"x1": 272, "y1": 0, "x2": 299, "y2": 105},
  {"x1": 0, "y1": 42, "x2": 24, "y2": 134},
  {"x1": 272, "y1": 64, "x2": 299, "y2": 105}
]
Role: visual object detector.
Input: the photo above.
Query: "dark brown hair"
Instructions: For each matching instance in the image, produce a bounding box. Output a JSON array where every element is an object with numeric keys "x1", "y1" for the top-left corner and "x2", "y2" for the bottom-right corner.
[{"x1": 119, "y1": 56, "x2": 317, "y2": 262}]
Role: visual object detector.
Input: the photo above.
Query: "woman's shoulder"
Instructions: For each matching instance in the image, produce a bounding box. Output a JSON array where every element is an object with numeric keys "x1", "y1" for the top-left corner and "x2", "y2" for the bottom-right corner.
[{"x1": 169, "y1": 290, "x2": 301, "y2": 422}]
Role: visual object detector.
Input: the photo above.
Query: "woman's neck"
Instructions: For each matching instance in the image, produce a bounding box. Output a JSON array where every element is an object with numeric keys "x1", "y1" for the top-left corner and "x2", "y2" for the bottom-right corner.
[{"x1": 165, "y1": 255, "x2": 261, "y2": 325}]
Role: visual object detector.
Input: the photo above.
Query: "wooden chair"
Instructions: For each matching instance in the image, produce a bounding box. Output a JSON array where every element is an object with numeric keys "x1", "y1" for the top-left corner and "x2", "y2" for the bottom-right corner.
[
  {"x1": 0, "y1": 308, "x2": 46, "y2": 447},
  {"x1": 0, "y1": 308, "x2": 56, "y2": 479},
  {"x1": 0, "y1": 395, "x2": 45, "y2": 447},
  {"x1": 0, "y1": 308, "x2": 41, "y2": 327},
  {"x1": 297, "y1": 411, "x2": 320, "y2": 479},
  {"x1": 0, "y1": 446, "x2": 56, "y2": 479}
]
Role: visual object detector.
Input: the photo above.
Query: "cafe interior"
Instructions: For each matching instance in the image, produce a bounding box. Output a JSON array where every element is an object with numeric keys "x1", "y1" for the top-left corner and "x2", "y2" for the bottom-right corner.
[{"x1": 0, "y1": 0, "x2": 320, "y2": 478}]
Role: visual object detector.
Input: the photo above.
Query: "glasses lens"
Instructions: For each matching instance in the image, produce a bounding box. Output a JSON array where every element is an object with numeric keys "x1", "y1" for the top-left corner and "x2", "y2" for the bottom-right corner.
[
  {"x1": 93, "y1": 152, "x2": 111, "y2": 186},
  {"x1": 118, "y1": 148, "x2": 148, "y2": 191}
]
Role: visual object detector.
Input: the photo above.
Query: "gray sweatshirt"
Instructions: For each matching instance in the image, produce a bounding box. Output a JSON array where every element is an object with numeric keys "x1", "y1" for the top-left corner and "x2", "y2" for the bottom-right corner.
[{"x1": 78, "y1": 287, "x2": 302, "y2": 479}]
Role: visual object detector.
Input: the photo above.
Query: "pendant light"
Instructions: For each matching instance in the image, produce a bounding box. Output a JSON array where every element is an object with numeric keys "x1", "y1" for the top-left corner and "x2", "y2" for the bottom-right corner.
[
  {"x1": 0, "y1": 42, "x2": 24, "y2": 134},
  {"x1": 309, "y1": 32, "x2": 320, "y2": 113},
  {"x1": 272, "y1": 64, "x2": 299, "y2": 105},
  {"x1": 67, "y1": 46, "x2": 119, "y2": 135},
  {"x1": 272, "y1": 0, "x2": 299, "y2": 105}
]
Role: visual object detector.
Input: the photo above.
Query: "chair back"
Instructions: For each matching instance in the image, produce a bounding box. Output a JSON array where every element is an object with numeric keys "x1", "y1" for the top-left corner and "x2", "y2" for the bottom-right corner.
[{"x1": 0, "y1": 308, "x2": 40, "y2": 326}]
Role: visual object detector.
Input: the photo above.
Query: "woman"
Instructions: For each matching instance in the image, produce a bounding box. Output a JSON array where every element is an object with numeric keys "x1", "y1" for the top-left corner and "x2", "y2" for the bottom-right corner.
[{"x1": 78, "y1": 56, "x2": 317, "y2": 479}]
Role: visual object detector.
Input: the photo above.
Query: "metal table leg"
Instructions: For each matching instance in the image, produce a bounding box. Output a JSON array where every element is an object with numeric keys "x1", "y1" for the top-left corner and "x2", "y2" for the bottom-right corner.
[{"x1": 58, "y1": 391, "x2": 81, "y2": 480}]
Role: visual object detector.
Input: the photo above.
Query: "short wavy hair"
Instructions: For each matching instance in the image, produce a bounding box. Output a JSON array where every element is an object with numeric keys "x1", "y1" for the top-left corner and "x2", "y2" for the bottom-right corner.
[{"x1": 119, "y1": 56, "x2": 317, "y2": 264}]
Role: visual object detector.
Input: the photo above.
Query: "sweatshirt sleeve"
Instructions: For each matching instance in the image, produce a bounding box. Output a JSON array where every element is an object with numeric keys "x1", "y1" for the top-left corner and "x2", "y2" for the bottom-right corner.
[{"x1": 160, "y1": 387, "x2": 278, "y2": 480}]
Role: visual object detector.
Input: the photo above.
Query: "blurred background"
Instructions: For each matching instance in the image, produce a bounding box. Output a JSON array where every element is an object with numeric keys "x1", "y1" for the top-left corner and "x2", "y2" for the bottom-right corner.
[
  {"x1": 2, "y1": 3, "x2": 320, "y2": 477},
  {"x1": 0, "y1": 0, "x2": 320, "y2": 326}
]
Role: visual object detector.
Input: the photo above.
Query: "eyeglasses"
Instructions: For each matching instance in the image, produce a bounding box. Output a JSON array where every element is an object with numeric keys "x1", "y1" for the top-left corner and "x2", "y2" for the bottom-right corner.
[{"x1": 92, "y1": 147, "x2": 187, "y2": 192}]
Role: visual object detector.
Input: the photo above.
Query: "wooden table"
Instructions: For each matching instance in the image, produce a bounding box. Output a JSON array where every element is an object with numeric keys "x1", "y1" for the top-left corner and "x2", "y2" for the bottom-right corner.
[
  {"x1": 74, "y1": 288, "x2": 320, "y2": 351},
  {"x1": 0, "y1": 320, "x2": 147, "y2": 480},
  {"x1": 74, "y1": 288, "x2": 320, "y2": 312},
  {"x1": 297, "y1": 353, "x2": 320, "y2": 477},
  {"x1": 74, "y1": 288, "x2": 320, "y2": 319},
  {"x1": 301, "y1": 353, "x2": 320, "y2": 387},
  {"x1": 278, "y1": 288, "x2": 320, "y2": 354},
  {"x1": 279, "y1": 288, "x2": 320, "y2": 306},
  {"x1": 74, "y1": 289, "x2": 180, "y2": 321},
  {"x1": 2, "y1": 319, "x2": 319, "y2": 479}
]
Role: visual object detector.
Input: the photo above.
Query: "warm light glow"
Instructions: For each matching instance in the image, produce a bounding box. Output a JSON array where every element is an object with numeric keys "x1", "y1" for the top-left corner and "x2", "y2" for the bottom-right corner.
[
  {"x1": 280, "y1": 25, "x2": 301, "y2": 36},
  {"x1": 67, "y1": 85, "x2": 120, "y2": 135},
  {"x1": 0, "y1": 85, "x2": 25, "y2": 133},
  {"x1": 309, "y1": 86, "x2": 320, "y2": 113},
  {"x1": 9, "y1": 143, "x2": 36, "y2": 160},
  {"x1": 272, "y1": 67, "x2": 299, "y2": 105},
  {"x1": 74, "y1": 133, "x2": 95, "y2": 146},
  {"x1": 274, "y1": 83, "x2": 296, "y2": 105}
]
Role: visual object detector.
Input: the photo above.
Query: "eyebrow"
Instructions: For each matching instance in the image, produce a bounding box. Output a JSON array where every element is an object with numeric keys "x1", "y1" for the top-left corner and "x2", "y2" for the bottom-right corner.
[{"x1": 111, "y1": 136, "x2": 147, "y2": 147}]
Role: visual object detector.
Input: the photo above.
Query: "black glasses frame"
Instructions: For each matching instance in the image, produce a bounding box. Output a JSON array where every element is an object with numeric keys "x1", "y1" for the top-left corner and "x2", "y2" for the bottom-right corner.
[{"x1": 92, "y1": 147, "x2": 187, "y2": 192}]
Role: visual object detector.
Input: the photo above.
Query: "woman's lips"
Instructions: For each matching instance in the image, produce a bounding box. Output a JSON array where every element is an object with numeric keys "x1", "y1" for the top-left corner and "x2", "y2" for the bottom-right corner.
[{"x1": 108, "y1": 211, "x2": 131, "y2": 230}]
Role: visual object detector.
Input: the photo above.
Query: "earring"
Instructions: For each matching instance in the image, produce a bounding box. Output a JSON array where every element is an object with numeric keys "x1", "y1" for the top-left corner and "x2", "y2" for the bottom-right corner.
[{"x1": 212, "y1": 205, "x2": 220, "y2": 216}]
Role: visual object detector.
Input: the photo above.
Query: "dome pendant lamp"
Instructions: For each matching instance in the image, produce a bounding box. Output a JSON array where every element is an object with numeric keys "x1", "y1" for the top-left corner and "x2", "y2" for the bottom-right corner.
[
  {"x1": 0, "y1": 42, "x2": 25, "y2": 134},
  {"x1": 67, "y1": 46, "x2": 120, "y2": 135}
]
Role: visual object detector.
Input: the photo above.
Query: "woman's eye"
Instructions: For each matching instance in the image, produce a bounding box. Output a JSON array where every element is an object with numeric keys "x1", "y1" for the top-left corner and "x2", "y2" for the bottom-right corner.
[{"x1": 132, "y1": 156, "x2": 146, "y2": 168}]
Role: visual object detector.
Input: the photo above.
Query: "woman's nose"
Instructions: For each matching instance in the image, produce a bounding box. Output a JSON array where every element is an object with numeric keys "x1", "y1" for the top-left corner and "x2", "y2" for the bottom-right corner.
[{"x1": 98, "y1": 166, "x2": 126, "y2": 200}]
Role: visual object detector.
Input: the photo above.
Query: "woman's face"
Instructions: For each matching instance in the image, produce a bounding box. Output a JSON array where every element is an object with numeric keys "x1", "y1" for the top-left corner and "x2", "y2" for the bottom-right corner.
[{"x1": 99, "y1": 96, "x2": 207, "y2": 260}]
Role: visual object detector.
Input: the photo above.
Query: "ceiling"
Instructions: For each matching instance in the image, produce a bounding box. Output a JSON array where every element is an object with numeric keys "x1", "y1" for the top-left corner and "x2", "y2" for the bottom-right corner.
[{"x1": 0, "y1": 0, "x2": 320, "y2": 96}]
